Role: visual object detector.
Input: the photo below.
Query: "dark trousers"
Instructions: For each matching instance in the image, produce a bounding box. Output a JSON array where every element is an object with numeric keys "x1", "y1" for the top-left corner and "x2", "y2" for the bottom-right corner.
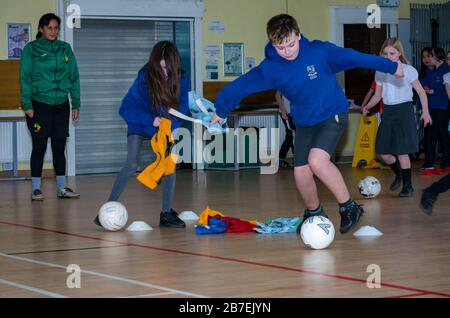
[
  {"x1": 279, "y1": 114, "x2": 295, "y2": 160},
  {"x1": 26, "y1": 100, "x2": 70, "y2": 178},
  {"x1": 427, "y1": 173, "x2": 450, "y2": 194},
  {"x1": 30, "y1": 137, "x2": 66, "y2": 177},
  {"x1": 424, "y1": 109, "x2": 450, "y2": 166}
]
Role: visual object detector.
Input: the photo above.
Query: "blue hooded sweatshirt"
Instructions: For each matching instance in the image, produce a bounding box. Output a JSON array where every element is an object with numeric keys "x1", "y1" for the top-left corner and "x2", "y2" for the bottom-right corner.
[
  {"x1": 215, "y1": 35, "x2": 398, "y2": 127},
  {"x1": 119, "y1": 64, "x2": 190, "y2": 138}
]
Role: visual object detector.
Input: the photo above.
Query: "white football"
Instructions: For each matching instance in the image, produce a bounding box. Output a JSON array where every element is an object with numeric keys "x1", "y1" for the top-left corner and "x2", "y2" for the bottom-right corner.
[
  {"x1": 300, "y1": 216, "x2": 335, "y2": 250},
  {"x1": 98, "y1": 201, "x2": 128, "y2": 231}
]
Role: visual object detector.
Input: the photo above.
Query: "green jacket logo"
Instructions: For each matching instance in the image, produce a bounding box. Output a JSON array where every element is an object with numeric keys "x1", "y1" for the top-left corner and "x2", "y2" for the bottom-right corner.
[
  {"x1": 34, "y1": 123, "x2": 42, "y2": 134},
  {"x1": 64, "y1": 56, "x2": 69, "y2": 63}
]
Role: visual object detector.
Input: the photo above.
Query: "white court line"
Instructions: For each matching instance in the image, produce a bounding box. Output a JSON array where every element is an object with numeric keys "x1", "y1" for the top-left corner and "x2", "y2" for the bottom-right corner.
[
  {"x1": 0, "y1": 278, "x2": 67, "y2": 298},
  {"x1": 0, "y1": 252, "x2": 208, "y2": 298},
  {"x1": 117, "y1": 292, "x2": 176, "y2": 298}
]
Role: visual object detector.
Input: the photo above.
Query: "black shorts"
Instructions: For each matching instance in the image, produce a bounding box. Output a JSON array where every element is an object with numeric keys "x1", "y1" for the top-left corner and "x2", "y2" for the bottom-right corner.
[
  {"x1": 26, "y1": 99, "x2": 70, "y2": 139},
  {"x1": 294, "y1": 113, "x2": 348, "y2": 167}
]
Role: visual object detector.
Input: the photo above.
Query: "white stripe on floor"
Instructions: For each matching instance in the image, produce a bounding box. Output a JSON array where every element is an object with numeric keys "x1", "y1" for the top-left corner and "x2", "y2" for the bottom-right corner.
[
  {"x1": 0, "y1": 252, "x2": 208, "y2": 298},
  {"x1": 0, "y1": 278, "x2": 67, "y2": 298}
]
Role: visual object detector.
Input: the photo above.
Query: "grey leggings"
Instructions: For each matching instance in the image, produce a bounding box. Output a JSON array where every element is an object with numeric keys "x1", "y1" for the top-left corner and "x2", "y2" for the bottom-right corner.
[{"x1": 108, "y1": 134, "x2": 176, "y2": 212}]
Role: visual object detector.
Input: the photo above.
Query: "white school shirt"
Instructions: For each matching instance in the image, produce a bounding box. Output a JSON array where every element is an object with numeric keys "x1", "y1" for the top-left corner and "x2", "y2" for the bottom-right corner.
[
  {"x1": 444, "y1": 72, "x2": 450, "y2": 86},
  {"x1": 375, "y1": 62, "x2": 418, "y2": 105}
]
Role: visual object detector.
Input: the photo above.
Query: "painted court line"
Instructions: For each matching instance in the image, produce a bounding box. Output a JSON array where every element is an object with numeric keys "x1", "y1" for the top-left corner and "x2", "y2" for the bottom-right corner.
[
  {"x1": 1, "y1": 220, "x2": 450, "y2": 298},
  {"x1": 0, "y1": 278, "x2": 67, "y2": 298},
  {"x1": 8, "y1": 245, "x2": 127, "y2": 256},
  {"x1": 117, "y1": 292, "x2": 176, "y2": 298},
  {"x1": 385, "y1": 292, "x2": 430, "y2": 298},
  {"x1": 0, "y1": 252, "x2": 208, "y2": 298}
]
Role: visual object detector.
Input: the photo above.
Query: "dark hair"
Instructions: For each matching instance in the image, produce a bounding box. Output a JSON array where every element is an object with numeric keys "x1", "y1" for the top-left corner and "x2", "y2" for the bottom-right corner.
[
  {"x1": 266, "y1": 14, "x2": 300, "y2": 44},
  {"x1": 36, "y1": 13, "x2": 61, "y2": 39},
  {"x1": 419, "y1": 47, "x2": 432, "y2": 79},
  {"x1": 431, "y1": 47, "x2": 446, "y2": 63},
  {"x1": 147, "y1": 41, "x2": 182, "y2": 113}
]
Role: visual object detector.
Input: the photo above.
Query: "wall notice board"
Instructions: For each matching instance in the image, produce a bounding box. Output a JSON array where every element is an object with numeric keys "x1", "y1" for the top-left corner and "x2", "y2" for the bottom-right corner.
[{"x1": 0, "y1": 60, "x2": 21, "y2": 110}]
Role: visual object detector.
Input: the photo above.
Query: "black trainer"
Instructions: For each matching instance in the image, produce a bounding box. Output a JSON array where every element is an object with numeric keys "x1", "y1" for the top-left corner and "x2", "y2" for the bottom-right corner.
[
  {"x1": 339, "y1": 202, "x2": 364, "y2": 234},
  {"x1": 420, "y1": 190, "x2": 438, "y2": 215},
  {"x1": 160, "y1": 209, "x2": 186, "y2": 228},
  {"x1": 399, "y1": 183, "x2": 414, "y2": 197},
  {"x1": 296, "y1": 208, "x2": 329, "y2": 234},
  {"x1": 389, "y1": 175, "x2": 402, "y2": 191},
  {"x1": 93, "y1": 215, "x2": 102, "y2": 227}
]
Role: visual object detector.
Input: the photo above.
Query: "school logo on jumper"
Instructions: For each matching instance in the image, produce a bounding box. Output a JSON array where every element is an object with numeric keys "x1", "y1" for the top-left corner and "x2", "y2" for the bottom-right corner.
[
  {"x1": 307, "y1": 65, "x2": 318, "y2": 80},
  {"x1": 64, "y1": 56, "x2": 69, "y2": 63}
]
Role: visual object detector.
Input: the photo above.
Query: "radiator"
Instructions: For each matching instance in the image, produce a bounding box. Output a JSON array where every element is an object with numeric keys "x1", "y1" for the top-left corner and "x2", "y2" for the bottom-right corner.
[{"x1": 0, "y1": 122, "x2": 52, "y2": 163}]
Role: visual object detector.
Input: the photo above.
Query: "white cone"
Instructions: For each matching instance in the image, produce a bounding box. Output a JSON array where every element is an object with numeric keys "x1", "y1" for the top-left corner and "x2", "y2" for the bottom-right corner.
[
  {"x1": 126, "y1": 221, "x2": 153, "y2": 232},
  {"x1": 178, "y1": 211, "x2": 199, "y2": 221},
  {"x1": 353, "y1": 225, "x2": 383, "y2": 237}
]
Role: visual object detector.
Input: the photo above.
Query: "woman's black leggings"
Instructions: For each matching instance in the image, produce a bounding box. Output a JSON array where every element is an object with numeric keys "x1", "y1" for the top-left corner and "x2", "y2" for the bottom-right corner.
[{"x1": 31, "y1": 136, "x2": 67, "y2": 177}]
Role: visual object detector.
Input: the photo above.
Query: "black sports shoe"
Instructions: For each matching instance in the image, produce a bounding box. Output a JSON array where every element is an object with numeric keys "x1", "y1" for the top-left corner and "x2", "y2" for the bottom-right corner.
[
  {"x1": 420, "y1": 164, "x2": 435, "y2": 171},
  {"x1": 279, "y1": 160, "x2": 293, "y2": 168},
  {"x1": 389, "y1": 175, "x2": 402, "y2": 191},
  {"x1": 296, "y1": 208, "x2": 329, "y2": 234},
  {"x1": 399, "y1": 183, "x2": 414, "y2": 197},
  {"x1": 93, "y1": 215, "x2": 102, "y2": 227},
  {"x1": 420, "y1": 190, "x2": 438, "y2": 215},
  {"x1": 160, "y1": 209, "x2": 186, "y2": 228},
  {"x1": 339, "y1": 202, "x2": 364, "y2": 234}
]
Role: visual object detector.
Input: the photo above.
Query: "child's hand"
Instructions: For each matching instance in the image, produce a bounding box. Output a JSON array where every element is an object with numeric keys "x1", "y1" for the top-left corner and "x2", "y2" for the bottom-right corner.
[
  {"x1": 424, "y1": 87, "x2": 434, "y2": 94},
  {"x1": 210, "y1": 113, "x2": 224, "y2": 126},
  {"x1": 280, "y1": 111, "x2": 289, "y2": 121},
  {"x1": 153, "y1": 116, "x2": 162, "y2": 127},
  {"x1": 421, "y1": 112, "x2": 432, "y2": 127},
  {"x1": 361, "y1": 105, "x2": 370, "y2": 116}
]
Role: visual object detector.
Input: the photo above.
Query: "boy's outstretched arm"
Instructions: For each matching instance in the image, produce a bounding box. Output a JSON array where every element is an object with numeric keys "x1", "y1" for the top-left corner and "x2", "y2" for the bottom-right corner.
[
  {"x1": 324, "y1": 42, "x2": 401, "y2": 76},
  {"x1": 211, "y1": 64, "x2": 274, "y2": 124}
]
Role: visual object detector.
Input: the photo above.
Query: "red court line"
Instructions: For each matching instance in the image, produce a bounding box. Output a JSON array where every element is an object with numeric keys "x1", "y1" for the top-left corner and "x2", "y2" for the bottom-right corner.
[
  {"x1": 385, "y1": 292, "x2": 430, "y2": 298},
  {"x1": 1, "y1": 220, "x2": 450, "y2": 298}
]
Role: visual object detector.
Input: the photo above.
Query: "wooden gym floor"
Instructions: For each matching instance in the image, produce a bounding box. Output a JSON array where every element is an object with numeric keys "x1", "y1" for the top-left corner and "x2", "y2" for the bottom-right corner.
[{"x1": 0, "y1": 165, "x2": 449, "y2": 298}]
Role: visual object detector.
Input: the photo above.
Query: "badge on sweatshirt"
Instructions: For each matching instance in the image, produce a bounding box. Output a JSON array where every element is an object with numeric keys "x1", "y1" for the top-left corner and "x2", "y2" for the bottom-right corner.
[
  {"x1": 64, "y1": 56, "x2": 69, "y2": 64},
  {"x1": 307, "y1": 65, "x2": 318, "y2": 80}
]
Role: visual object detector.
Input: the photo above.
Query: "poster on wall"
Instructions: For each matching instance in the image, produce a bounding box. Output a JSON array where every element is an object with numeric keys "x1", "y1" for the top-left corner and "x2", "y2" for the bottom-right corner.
[
  {"x1": 7, "y1": 23, "x2": 31, "y2": 59},
  {"x1": 223, "y1": 43, "x2": 243, "y2": 77},
  {"x1": 206, "y1": 59, "x2": 219, "y2": 80}
]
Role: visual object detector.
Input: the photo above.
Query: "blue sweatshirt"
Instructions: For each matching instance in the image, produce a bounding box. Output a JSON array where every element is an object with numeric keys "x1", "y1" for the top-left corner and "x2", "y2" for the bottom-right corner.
[
  {"x1": 119, "y1": 64, "x2": 190, "y2": 138},
  {"x1": 420, "y1": 63, "x2": 450, "y2": 110},
  {"x1": 215, "y1": 35, "x2": 398, "y2": 127}
]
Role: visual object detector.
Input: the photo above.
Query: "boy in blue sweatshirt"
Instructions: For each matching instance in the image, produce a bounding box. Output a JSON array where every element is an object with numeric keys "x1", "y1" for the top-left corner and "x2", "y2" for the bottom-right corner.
[{"x1": 211, "y1": 14, "x2": 403, "y2": 234}]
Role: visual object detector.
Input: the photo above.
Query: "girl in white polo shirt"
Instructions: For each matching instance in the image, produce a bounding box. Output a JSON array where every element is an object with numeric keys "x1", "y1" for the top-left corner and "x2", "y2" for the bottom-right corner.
[{"x1": 363, "y1": 38, "x2": 432, "y2": 197}]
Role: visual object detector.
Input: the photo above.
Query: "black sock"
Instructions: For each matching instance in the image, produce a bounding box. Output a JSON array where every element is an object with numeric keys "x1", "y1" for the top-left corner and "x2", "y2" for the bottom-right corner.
[
  {"x1": 339, "y1": 198, "x2": 354, "y2": 208},
  {"x1": 401, "y1": 168, "x2": 412, "y2": 185},
  {"x1": 389, "y1": 159, "x2": 401, "y2": 176},
  {"x1": 306, "y1": 205, "x2": 322, "y2": 214}
]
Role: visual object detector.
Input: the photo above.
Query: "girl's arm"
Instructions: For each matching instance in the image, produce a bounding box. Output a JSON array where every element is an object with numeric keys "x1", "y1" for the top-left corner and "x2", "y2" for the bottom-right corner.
[
  {"x1": 412, "y1": 80, "x2": 432, "y2": 127},
  {"x1": 362, "y1": 85, "x2": 382, "y2": 115},
  {"x1": 361, "y1": 88, "x2": 375, "y2": 108},
  {"x1": 445, "y1": 83, "x2": 450, "y2": 100}
]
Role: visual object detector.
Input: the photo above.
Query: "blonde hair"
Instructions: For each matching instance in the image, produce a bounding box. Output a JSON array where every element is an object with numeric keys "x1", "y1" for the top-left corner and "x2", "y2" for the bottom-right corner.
[{"x1": 380, "y1": 38, "x2": 409, "y2": 64}]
